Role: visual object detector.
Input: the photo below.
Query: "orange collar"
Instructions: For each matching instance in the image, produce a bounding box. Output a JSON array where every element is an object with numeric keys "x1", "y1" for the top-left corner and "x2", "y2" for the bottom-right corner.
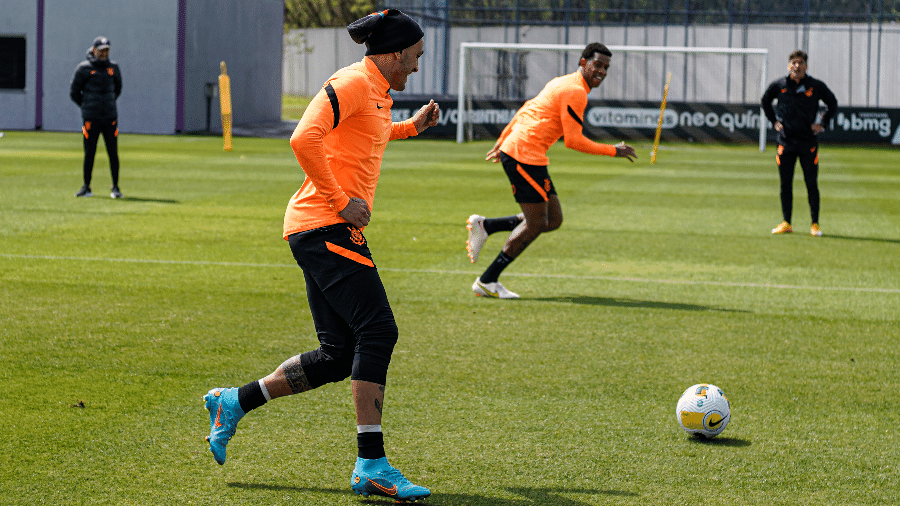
[{"x1": 362, "y1": 57, "x2": 392, "y2": 95}]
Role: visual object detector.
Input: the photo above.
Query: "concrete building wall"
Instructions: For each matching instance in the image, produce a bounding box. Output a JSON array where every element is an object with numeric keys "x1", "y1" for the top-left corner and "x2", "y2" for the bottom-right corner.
[
  {"x1": 0, "y1": 1, "x2": 38, "y2": 130},
  {"x1": 184, "y1": 0, "x2": 282, "y2": 133},
  {"x1": 40, "y1": 0, "x2": 179, "y2": 133},
  {"x1": 0, "y1": 0, "x2": 282, "y2": 134},
  {"x1": 282, "y1": 28, "x2": 364, "y2": 98}
]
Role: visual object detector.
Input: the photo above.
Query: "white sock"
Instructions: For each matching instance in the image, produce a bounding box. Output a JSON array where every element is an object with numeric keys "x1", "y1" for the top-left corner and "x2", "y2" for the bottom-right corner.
[{"x1": 357, "y1": 424, "x2": 382, "y2": 433}]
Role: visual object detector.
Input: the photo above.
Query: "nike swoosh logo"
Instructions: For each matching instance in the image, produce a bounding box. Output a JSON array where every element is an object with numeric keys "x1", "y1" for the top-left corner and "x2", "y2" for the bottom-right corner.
[
  {"x1": 477, "y1": 282, "x2": 498, "y2": 297},
  {"x1": 367, "y1": 479, "x2": 398, "y2": 496},
  {"x1": 708, "y1": 416, "x2": 725, "y2": 428},
  {"x1": 214, "y1": 405, "x2": 224, "y2": 428},
  {"x1": 376, "y1": 104, "x2": 384, "y2": 109}
]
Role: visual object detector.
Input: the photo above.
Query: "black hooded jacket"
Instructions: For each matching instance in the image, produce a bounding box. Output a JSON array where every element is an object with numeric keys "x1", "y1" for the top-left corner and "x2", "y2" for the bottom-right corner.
[
  {"x1": 70, "y1": 48, "x2": 122, "y2": 121},
  {"x1": 761, "y1": 74, "x2": 837, "y2": 148}
]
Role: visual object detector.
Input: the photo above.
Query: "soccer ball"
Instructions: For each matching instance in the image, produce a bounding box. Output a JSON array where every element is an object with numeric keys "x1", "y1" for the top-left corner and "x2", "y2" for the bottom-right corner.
[{"x1": 676, "y1": 383, "x2": 730, "y2": 438}]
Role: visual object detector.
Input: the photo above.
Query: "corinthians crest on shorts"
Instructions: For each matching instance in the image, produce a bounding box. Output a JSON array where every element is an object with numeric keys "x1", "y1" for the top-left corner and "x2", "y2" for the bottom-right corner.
[{"x1": 348, "y1": 226, "x2": 366, "y2": 246}]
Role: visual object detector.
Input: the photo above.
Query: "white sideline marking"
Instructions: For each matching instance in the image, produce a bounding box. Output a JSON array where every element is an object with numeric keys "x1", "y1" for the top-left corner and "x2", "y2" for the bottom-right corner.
[{"x1": 3, "y1": 253, "x2": 899, "y2": 294}]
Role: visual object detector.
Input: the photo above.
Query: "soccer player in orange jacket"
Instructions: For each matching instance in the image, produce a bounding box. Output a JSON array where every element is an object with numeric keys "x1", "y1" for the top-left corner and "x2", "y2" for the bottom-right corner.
[
  {"x1": 202, "y1": 10, "x2": 438, "y2": 502},
  {"x1": 466, "y1": 43, "x2": 637, "y2": 298}
]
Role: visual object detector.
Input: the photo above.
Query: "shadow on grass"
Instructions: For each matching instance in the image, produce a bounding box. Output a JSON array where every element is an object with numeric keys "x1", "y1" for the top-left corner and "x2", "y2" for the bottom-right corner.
[
  {"x1": 227, "y1": 483, "x2": 636, "y2": 505},
  {"x1": 119, "y1": 196, "x2": 180, "y2": 204},
  {"x1": 824, "y1": 234, "x2": 900, "y2": 244},
  {"x1": 227, "y1": 482, "x2": 318, "y2": 492},
  {"x1": 529, "y1": 295, "x2": 749, "y2": 313},
  {"x1": 503, "y1": 487, "x2": 638, "y2": 505},
  {"x1": 685, "y1": 436, "x2": 753, "y2": 447}
]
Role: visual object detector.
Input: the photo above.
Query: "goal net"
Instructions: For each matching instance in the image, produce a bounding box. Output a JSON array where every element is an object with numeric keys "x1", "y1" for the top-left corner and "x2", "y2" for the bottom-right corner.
[{"x1": 456, "y1": 43, "x2": 769, "y2": 151}]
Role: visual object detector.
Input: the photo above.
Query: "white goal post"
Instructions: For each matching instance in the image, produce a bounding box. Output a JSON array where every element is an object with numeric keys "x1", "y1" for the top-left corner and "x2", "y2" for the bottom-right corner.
[{"x1": 456, "y1": 42, "x2": 769, "y2": 151}]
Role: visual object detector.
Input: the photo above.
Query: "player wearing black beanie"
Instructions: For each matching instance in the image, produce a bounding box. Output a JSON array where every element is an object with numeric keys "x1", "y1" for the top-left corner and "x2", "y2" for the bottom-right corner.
[
  {"x1": 202, "y1": 7, "x2": 439, "y2": 504},
  {"x1": 347, "y1": 9, "x2": 424, "y2": 56}
]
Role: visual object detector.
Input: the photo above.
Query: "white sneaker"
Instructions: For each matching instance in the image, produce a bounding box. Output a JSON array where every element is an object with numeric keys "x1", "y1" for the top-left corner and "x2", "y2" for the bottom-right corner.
[
  {"x1": 472, "y1": 277, "x2": 520, "y2": 299},
  {"x1": 466, "y1": 214, "x2": 488, "y2": 263}
]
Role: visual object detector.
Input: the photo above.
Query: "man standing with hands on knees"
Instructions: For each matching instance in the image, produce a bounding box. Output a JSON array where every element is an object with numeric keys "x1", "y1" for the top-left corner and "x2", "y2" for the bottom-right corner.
[
  {"x1": 762, "y1": 49, "x2": 837, "y2": 237},
  {"x1": 202, "y1": 9, "x2": 438, "y2": 502}
]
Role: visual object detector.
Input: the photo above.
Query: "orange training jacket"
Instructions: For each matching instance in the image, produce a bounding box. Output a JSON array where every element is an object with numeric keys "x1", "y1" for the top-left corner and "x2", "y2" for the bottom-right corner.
[
  {"x1": 497, "y1": 70, "x2": 616, "y2": 166},
  {"x1": 284, "y1": 57, "x2": 418, "y2": 238}
]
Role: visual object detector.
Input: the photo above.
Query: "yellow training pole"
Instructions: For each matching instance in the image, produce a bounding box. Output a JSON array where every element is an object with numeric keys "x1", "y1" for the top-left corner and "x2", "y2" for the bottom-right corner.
[
  {"x1": 651, "y1": 72, "x2": 672, "y2": 164},
  {"x1": 219, "y1": 62, "x2": 232, "y2": 151}
]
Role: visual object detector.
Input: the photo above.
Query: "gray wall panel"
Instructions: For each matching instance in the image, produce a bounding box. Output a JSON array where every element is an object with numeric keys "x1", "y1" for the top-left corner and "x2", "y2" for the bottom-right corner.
[
  {"x1": 185, "y1": 0, "x2": 282, "y2": 132},
  {"x1": 0, "y1": 1, "x2": 38, "y2": 130},
  {"x1": 2, "y1": 0, "x2": 281, "y2": 134},
  {"x1": 41, "y1": 0, "x2": 179, "y2": 133}
]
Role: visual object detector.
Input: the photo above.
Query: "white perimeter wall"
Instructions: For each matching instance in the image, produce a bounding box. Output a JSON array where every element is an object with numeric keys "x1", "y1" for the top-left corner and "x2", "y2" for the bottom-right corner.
[{"x1": 284, "y1": 23, "x2": 900, "y2": 108}]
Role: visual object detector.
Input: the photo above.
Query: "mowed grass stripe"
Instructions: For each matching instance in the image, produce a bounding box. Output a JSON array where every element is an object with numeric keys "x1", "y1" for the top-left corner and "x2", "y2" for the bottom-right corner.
[{"x1": 3, "y1": 253, "x2": 899, "y2": 294}]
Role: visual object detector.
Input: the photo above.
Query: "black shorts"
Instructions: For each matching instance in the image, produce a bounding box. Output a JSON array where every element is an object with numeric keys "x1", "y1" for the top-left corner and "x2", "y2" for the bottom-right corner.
[
  {"x1": 288, "y1": 223, "x2": 376, "y2": 289},
  {"x1": 288, "y1": 224, "x2": 397, "y2": 385},
  {"x1": 500, "y1": 151, "x2": 556, "y2": 204}
]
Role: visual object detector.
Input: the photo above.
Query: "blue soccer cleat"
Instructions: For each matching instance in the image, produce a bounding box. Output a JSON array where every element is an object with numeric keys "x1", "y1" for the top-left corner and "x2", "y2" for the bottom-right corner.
[
  {"x1": 351, "y1": 456, "x2": 431, "y2": 502},
  {"x1": 203, "y1": 387, "x2": 245, "y2": 465}
]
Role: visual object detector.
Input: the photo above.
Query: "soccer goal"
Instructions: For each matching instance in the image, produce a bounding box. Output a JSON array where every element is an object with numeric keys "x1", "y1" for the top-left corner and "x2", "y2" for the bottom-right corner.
[{"x1": 456, "y1": 42, "x2": 769, "y2": 151}]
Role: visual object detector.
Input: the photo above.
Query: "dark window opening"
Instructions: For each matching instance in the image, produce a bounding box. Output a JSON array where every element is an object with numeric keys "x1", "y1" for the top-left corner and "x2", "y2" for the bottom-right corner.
[{"x1": 0, "y1": 36, "x2": 27, "y2": 90}]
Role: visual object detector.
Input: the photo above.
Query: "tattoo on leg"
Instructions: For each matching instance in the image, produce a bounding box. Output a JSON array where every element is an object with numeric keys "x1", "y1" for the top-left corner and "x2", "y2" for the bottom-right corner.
[{"x1": 281, "y1": 355, "x2": 311, "y2": 394}]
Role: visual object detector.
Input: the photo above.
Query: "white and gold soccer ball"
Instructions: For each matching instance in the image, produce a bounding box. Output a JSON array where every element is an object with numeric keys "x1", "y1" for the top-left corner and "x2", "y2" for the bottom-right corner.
[{"x1": 676, "y1": 383, "x2": 730, "y2": 438}]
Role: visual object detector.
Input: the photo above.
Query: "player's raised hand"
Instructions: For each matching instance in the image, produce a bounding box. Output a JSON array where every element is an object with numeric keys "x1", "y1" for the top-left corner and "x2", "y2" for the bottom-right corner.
[
  {"x1": 413, "y1": 100, "x2": 440, "y2": 133},
  {"x1": 339, "y1": 197, "x2": 371, "y2": 228},
  {"x1": 615, "y1": 142, "x2": 637, "y2": 162}
]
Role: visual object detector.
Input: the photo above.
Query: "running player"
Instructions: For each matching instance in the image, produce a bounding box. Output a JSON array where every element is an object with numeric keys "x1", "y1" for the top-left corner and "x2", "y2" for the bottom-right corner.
[
  {"x1": 202, "y1": 10, "x2": 438, "y2": 502},
  {"x1": 465, "y1": 43, "x2": 637, "y2": 298}
]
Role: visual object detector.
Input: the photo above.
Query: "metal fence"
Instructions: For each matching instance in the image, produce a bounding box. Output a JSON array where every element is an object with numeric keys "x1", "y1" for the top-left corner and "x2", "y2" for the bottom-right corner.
[
  {"x1": 370, "y1": 0, "x2": 900, "y2": 107},
  {"x1": 390, "y1": 0, "x2": 900, "y2": 27}
]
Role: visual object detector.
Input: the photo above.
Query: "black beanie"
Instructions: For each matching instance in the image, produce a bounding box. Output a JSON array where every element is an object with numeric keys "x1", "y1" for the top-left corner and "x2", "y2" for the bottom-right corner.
[{"x1": 348, "y1": 9, "x2": 424, "y2": 56}]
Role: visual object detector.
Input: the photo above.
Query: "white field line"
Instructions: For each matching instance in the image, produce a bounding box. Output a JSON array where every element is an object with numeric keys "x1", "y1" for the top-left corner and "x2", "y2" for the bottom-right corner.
[{"x1": 3, "y1": 253, "x2": 899, "y2": 294}]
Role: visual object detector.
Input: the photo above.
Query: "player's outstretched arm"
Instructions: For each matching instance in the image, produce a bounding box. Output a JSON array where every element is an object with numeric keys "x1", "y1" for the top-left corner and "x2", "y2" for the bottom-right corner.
[
  {"x1": 615, "y1": 143, "x2": 637, "y2": 162},
  {"x1": 558, "y1": 95, "x2": 626, "y2": 159}
]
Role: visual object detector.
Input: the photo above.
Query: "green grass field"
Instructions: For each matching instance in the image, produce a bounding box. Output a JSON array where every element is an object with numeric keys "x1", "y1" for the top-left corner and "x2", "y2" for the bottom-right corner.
[
  {"x1": 283, "y1": 95, "x2": 313, "y2": 121},
  {"x1": 1, "y1": 131, "x2": 898, "y2": 505}
]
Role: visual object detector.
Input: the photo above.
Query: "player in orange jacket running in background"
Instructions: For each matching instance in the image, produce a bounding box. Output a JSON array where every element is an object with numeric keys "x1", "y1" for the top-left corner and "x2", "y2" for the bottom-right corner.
[
  {"x1": 466, "y1": 42, "x2": 637, "y2": 298},
  {"x1": 202, "y1": 10, "x2": 438, "y2": 502}
]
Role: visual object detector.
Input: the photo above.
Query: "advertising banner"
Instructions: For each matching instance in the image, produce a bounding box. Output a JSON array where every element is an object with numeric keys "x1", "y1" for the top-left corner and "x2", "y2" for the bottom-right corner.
[{"x1": 391, "y1": 98, "x2": 900, "y2": 146}]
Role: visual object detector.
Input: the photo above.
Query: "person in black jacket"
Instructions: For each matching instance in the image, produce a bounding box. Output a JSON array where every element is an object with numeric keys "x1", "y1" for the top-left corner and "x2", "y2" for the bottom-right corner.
[
  {"x1": 762, "y1": 50, "x2": 837, "y2": 237},
  {"x1": 70, "y1": 36, "x2": 123, "y2": 199}
]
